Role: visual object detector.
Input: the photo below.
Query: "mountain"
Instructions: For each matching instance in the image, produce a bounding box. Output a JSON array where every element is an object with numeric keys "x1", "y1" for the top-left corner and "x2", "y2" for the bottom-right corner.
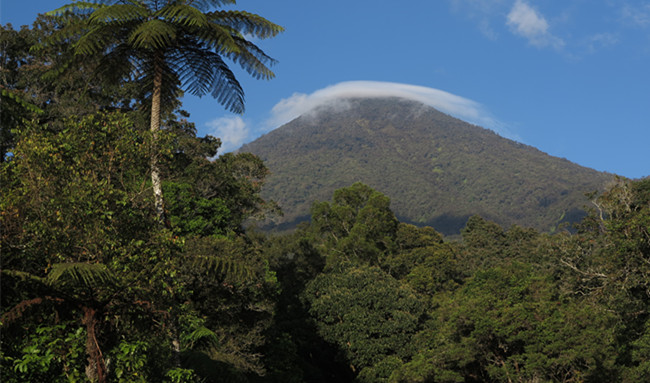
[{"x1": 240, "y1": 97, "x2": 614, "y2": 235}]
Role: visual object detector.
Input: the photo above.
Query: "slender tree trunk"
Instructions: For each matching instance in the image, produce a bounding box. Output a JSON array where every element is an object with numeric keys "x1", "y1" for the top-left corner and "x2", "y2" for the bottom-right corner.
[
  {"x1": 150, "y1": 54, "x2": 165, "y2": 224},
  {"x1": 82, "y1": 306, "x2": 107, "y2": 383}
]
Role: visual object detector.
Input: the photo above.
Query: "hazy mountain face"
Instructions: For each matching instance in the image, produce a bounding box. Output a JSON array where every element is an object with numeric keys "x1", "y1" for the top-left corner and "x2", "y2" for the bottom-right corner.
[{"x1": 241, "y1": 97, "x2": 613, "y2": 235}]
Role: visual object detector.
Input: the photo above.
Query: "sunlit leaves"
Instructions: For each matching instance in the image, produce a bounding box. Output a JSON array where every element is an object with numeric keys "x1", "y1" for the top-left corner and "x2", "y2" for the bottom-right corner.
[
  {"x1": 157, "y1": 3, "x2": 208, "y2": 28},
  {"x1": 128, "y1": 19, "x2": 176, "y2": 49},
  {"x1": 89, "y1": 4, "x2": 148, "y2": 25}
]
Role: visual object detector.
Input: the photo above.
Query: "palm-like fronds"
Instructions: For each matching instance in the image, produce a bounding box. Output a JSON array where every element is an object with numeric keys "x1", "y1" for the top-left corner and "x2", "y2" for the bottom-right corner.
[
  {"x1": 192, "y1": 255, "x2": 254, "y2": 281},
  {"x1": 46, "y1": 262, "x2": 116, "y2": 289},
  {"x1": 89, "y1": 3, "x2": 148, "y2": 24},
  {"x1": 184, "y1": 326, "x2": 220, "y2": 350},
  {"x1": 1, "y1": 262, "x2": 115, "y2": 324},
  {"x1": 157, "y1": 3, "x2": 209, "y2": 28},
  {"x1": 2, "y1": 262, "x2": 115, "y2": 290},
  {"x1": 45, "y1": 0, "x2": 283, "y2": 114},
  {"x1": 47, "y1": 1, "x2": 101, "y2": 17}
]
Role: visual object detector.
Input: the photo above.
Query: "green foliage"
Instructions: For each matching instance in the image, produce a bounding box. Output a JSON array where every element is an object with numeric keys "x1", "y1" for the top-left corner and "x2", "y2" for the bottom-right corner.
[
  {"x1": 311, "y1": 182, "x2": 399, "y2": 268},
  {"x1": 399, "y1": 263, "x2": 617, "y2": 382},
  {"x1": 164, "y1": 368, "x2": 197, "y2": 383},
  {"x1": 113, "y1": 340, "x2": 149, "y2": 382},
  {"x1": 560, "y1": 177, "x2": 650, "y2": 379},
  {"x1": 163, "y1": 116, "x2": 279, "y2": 235},
  {"x1": 1, "y1": 112, "x2": 156, "y2": 272},
  {"x1": 1, "y1": 109, "x2": 278, "y2": 382},
  {"x1": 305, "y1": 265, "x2": 426, "y2": 381},
  {"x1": 3, "y1": 12, "x2": 649, "y2": 382},
  {"x1": 6, "y1": 324, "x2": 86, "y2": 383},
  {"x1": 382, "y1": 223, "x2": 463, "y2": 295},
  {"x1": 165, "y1": 181, "x2": 231, "y2": 236}
]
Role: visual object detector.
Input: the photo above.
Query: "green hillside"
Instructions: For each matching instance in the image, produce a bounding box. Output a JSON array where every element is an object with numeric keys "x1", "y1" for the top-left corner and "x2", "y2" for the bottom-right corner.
[{"x1": 241, "y1": 97, "x2": 614, "y2": 234}]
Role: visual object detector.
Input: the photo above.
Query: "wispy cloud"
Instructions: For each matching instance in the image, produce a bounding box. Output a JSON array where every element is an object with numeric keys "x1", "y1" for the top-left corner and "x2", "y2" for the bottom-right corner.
[
  {"x1": 205, "y1": 116, "x2": 249, "y2": 153},
  {"x1": 584, "y1": 32, "x2": 618, "y2": 54},
  {"x1": 506, "y1": 0, "x2": 564, "y2": 49},
  {"x1": 621, "y1": 3, "x2": 650, "y2": 28},
  {"x1": 449, "y1": 0, "x2": 508, "y2": 40},
  {"x1": 266, "y1": 81, "x2": 518, "y2": 140}
]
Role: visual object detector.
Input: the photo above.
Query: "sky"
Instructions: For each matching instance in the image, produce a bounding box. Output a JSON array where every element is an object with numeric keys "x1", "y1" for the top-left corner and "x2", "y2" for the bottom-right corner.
[{"x1": 2, "y1": 0, "x2": 649, "y2": 179}]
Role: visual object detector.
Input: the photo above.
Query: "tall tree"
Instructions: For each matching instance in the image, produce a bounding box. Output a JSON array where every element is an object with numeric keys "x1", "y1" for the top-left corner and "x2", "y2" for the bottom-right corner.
[{"x1": 44, "y1": 0, "x2": 283, "y2": 221}]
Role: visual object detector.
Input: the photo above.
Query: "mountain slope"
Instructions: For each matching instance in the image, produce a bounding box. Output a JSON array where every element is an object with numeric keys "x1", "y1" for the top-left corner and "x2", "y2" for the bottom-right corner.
[{"x1": 241, "y1": 97, "x2": 614, "y2": 235}]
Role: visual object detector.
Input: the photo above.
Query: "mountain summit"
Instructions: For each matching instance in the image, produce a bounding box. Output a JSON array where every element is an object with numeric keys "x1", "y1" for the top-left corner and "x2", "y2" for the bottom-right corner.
[{"x1": 241, "y1": 97, "x2": 613, "y2": 235}]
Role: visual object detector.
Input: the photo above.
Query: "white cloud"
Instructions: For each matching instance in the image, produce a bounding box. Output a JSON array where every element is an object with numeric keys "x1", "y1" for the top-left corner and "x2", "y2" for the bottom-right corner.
[
  {"x1": 205, "y1": 116, "x2": 249, "y2": 153},
  {"x1": 506, "y1": 0, "x2": 564, "y2": 49},
  {"x1": 266, "y1": 81, "x2": 517, "y2": 140},
  {"x1": 621, "y1": 3, "x2": 650, "y2": 28}
]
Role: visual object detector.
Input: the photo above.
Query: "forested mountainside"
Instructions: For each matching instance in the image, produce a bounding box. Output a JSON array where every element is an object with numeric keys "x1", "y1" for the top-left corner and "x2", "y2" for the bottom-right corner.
[{"x1": 241, "y1": 97, "x2": 613, "y2": 234}]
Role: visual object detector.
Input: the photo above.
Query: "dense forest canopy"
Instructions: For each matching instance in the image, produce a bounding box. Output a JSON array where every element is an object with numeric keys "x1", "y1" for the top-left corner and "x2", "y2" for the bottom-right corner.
[{"x1": 2, "y1": 5, "x2": 650, "y2": 383}]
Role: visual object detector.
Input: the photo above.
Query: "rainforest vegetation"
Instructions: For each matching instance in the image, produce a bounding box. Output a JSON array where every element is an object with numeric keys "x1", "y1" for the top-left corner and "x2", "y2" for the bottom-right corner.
[{"x1": 2, "y1": 3, "x2": 650, "y2": 383}]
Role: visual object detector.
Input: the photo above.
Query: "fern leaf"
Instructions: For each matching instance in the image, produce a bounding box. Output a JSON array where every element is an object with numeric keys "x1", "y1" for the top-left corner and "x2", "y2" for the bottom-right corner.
[
  {"x1": 228, "y1": 36, "x2": 276, "y2": 80},
  {"x1": 74, "y1": 25, "x2": 112, "y2": 55},
  {"x1": 192, "y1": 255, "x2": 253, "y2": 281},
  {"x1": 128, "y1": 19, "x2": 177, "y2": 49},
  {"x1": 208, "y1": 10, "x2": 284, "y2": 39},
  {"x1": 184, "y1": 326, "x2": 220, "y2": 350},
  {"x1": 46, "y1": 1, "x2": 102, "y2": 16},
  {"x1": 46, "y1": 262, "x2": 116, "y2": 289},
  {"x1": 157, "y1": 3, "x2": 208, "y2": 28},
  {"x1": 89, "y1": 4, "x2": 148, "y2": 25}
]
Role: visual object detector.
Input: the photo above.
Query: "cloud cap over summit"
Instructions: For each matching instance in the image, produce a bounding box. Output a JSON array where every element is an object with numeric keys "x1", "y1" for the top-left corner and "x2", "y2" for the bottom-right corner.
[{"x1": 267, "y1": 81, "x2": 515, "y2": 140}]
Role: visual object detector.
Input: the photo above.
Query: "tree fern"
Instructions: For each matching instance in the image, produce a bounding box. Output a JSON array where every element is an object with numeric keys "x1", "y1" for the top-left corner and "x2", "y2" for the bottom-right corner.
[{"x1": 42, "y1": 0, "x2": 282, "y2": 222}]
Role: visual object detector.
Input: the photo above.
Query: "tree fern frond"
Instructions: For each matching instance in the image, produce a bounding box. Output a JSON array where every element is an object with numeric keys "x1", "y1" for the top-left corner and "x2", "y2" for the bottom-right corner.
[
  {"x1": 128, "y1": 19, "x2": 177, "y2": 49},
  {"x1": 46, "y1": 1, "x2": 102, "y2": 17},
  {"x1": 89, "y1": 4, "x2": 148, "y2": 24},
  {"x1": 208, "y1": 10, "x2": 284, "y2": 39},
  {"x1": 74, "y1": 25, "x2": 114, "y2": 55},
  {"x1": 192, "y1": 255, "x2": 253, "y2": 281},
  {"x1": 197, "y1": 23, "x2": 240, "y2": 55},
  {"x1": 171, "y1": 44, "x2": 218, "y2": 96},
  {"x1": 209, "y1": 62, "x2": 245, "y2": 114},
  {"x1": 97, "y1": 44, "x2": 139, "y2": 82},
  {"x1": 228, "y1": 37, "x2": 276, "y2": 80},
  {"x1": 184, "y1": 326, "x2": 220, "y2": 350},
  {"x1": 157, "y1": 3, "x2": 208, "y2": 28},
  {"x1": 46, "y1": 262, "x2": 116, "y2": 289}
]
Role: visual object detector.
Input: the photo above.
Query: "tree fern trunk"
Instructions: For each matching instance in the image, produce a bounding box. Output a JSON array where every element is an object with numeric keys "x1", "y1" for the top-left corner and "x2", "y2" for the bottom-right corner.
[
  {"x1": 83, "y1": 306, "x2": 107, "y2": 383},
  {"x1": 150, "y1": 54, "x2": 165, "y2": 224}
]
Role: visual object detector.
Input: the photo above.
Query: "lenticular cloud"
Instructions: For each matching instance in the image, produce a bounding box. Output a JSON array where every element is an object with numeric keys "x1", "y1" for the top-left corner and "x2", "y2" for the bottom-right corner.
[{"x1": 266, "y1": 81, "x2": 514, "y2": 139}]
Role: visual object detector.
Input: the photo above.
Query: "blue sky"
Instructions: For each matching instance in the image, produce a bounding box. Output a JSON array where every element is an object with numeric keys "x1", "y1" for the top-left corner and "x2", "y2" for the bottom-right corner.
[{"x1": 2, "y1": 0, "x2": 649, "y2": 178}]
